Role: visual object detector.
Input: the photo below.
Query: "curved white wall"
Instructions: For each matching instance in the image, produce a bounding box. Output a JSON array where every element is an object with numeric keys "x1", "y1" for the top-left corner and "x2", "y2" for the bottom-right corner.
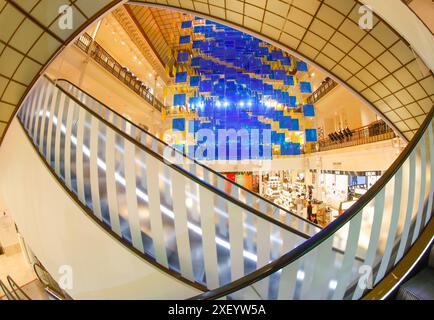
[{"x1": 0, "y1": 118, "x2": 202, "y2": 299}]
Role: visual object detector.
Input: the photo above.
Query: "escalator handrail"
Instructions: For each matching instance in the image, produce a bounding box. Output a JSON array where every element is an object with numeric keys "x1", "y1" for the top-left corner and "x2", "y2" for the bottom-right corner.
[
  {"x1": 44, "y1": 76, "x2": 312, "y2": 239},
  {"x1": 55, "y1": 77, "x2": 321, "y2": 230},
  {"x1": 6, "y1": 276, "x2": 31, "y2": 300},
  {"x1": 192, "y1": 106, "x2": 434, "y2": 299}
]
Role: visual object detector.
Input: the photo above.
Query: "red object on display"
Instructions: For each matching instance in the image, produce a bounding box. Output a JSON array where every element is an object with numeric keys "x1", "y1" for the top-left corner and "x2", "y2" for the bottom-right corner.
[{"x1": 226, "y1": 173, "x2": 236, "y2": 182}]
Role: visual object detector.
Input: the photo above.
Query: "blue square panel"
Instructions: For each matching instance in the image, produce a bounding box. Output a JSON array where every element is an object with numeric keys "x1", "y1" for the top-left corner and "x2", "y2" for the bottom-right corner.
[
  {"x1": 181, "y1": 21, "x2": 192, "y2": 28},
  {"x1": 189, "y1": 75, "x2": 200, "y2": 87},
  {"x1": 299, "y1": 82, "x2": 312, "y2": 93},
  {"x1": 179, "y1": 35, "x2": 191, "y2": 44},
  {"x1": 303, "y1": 104, "x2": 315, "y2": 117},
  {"x1": 296, "y1": 61, "x2": 308, "y2": 72},
  {"x1": 172, "y1": 118, "x2": 186, "y2": 132},
  {"x1": 175, "y1": 72, "x2": 188, "y2": 83},
  {"x1": 305, "y1": 129, "x2": 317, "y2": 142},
  {"x1": 173, "y1": 93, "x2": 186, "y2": 106}
]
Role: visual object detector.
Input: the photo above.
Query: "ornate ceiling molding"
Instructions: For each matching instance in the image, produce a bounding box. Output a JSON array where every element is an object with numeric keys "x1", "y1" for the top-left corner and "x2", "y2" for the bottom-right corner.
[{"x1": 112, "y1": 6, "x2": 172, "y2": 84}]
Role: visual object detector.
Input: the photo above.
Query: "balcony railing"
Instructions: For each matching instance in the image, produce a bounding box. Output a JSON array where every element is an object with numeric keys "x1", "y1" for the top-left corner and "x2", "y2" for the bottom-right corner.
[
  {"x1": 74, "y1": 33, "x2": 167, "y2": 112},
  {"x1": 306, "y1": 77, "x2": 338, "y2": 104},
  {"x1": 311, "y1": 120, "x2": 396, "y2": 153}
]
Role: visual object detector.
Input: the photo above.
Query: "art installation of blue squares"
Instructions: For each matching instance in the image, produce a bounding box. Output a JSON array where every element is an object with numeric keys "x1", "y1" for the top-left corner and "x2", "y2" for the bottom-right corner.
[
  {"x1": 303, "y1": 104, "x2": 315, "y2": 117},
  {"x1": 299, "y1": 82, "x2": 312, "y2": 93},
  {"x1": 189, "y1": 76, "x2": 200, "y2": 87},
  {"x1": 177, "y1": 51, "x2": 189, "y2": 63},
  {"x1": 179, "y1": 35, "x2": 191, "y2": 44},
  {"x1": 305, "y1": 129, "x2": 317, "y2": 142},
  {"x1": 296, "y1": 61, "x2": 308, "y2": 72},
  {"x1": 175, "y1": 72, "x2": 188, "y2": 83},
  {"x1": 181, "y1": 21, "x2": 192, "y2": 28},
  {"x1": 173, "y1": 93, "x2": 186, "y2": 106},
  {"x1": 172, "y1": 118, "x2": 186, "y2": 132}
]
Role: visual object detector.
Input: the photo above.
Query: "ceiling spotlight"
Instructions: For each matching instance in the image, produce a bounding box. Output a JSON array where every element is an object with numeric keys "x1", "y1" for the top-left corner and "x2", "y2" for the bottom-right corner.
[
  {"x1": 216, "y1": 101, "x2": 222, "y2": 107},
  {"x1": 149, "y1": 73, "x2": 153, "y2": 77},
  {"x1": 239, "y1": 101, "x2": 245, "y2": 107},
  {"x1": 223, "y1": 101, "x2": 229, "y2": 107},
  {"x1": 134, "y1": 56, "x2": 137, "y2": 60},
  {"x1": 138, "y1": 61, "x2": 142, "y2": 65},
  {"x1": 121, "y1": 41, "x2": 125, "y2": 46},
  {"x1": 310, "y1": 72, "x2": 315, "y2": 77},
  {"x1": 247, "y1": 101, "x2": 253, "y2": 107}
]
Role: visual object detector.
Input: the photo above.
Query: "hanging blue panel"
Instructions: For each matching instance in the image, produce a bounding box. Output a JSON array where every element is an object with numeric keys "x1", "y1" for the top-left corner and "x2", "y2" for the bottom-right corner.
[
  {"x1": 193, "y1": 26, "x2": 204, "y2": 33},
  {"x1": 288, "y1": 96, "x2": 297, "y2": 107},
  {"x1": 282, "y1": 57, "x2": 291, "y2": 66},
  {"x1": 291, "y1": 118, "x2": 300, "y2": 131},
  {"x1": 181, "y1": 21, "x2": 192, "y2": 29},
  {"x1": 179, "y1": 35, "x2": 191, "y2": 44},
  {"x1": 192, "y1": 40, "x2": 202, "y2": 49},
  {"x1": 280, "y1": 142, "x2": 292, "y2": 155},
  {"x1": 172, "y1": 118, "x2": 186, "y2": 132},
  {"x1": 199, "y1": 80, "x2": 212, "y2": 92},
  {"x1": 284, "y1": 75, "x2": 294, "y2": 86},
  {"x1": 189, "y1": 75, "x2": 200, "y2": 87},
  {"x1": 175, "y1": 72, "x2": 187, "y2": 83},
  {"x1": 271, "y1": 50, "x2": 283, "y2": 61},
  {"x1": 280, "y1": 116, "x2": 292, "y2": 129},
  {"x1": 305, "y1": 129, "x2": 317, "y2": 142},
  {"x1": 273, "y1": 70, "x2": 286, "y2": 80},
  {"x1": 293, "y1": 143, "x2": 301, "y2": 155},
  {"x1": 303, "y1": 104, "x2": 315, "y2": 117},
  {"x1": 299, "y1": 81, "x2": 312, "y2": 93},
  {"x1": 173, "y1": 93, "x2": 186, "y2": 106},
  {"x1": 296, "y1": 61, "x2": 308, "y2": 72},
  {"x1": 177, "y1": 51, "x2": 189, "y2": 62},
  {"x1": 191, "y1": 57, "x2": 201, "y2": 67},
  {"x1": 263, "y1": 83, "x2": 273, "y2": 95}
]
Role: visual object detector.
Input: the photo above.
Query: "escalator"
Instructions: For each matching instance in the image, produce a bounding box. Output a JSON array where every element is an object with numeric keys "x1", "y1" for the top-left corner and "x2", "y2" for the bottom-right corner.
[
  {"x1": 14, "y1": 75, "x2": 433, "y2": 299},
  {"x1": 16, "y1": 75, "x2": 319, "y2": 292}
]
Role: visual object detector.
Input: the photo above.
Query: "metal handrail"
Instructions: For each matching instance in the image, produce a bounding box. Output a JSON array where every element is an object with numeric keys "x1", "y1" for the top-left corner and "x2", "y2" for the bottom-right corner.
[
  {"x1": 6, "y1": 276, "x2": 31, "y2": 300},
  {"x1": 74, "y1": 33, "x2": 167, "y2": 112},
  {"x1": 33, "y1": 263, "x2": 65, "y2": 300},
  {"x1": 306, "y1": 77, "x2": 338, "y2": 104},
  {"x1": 312, "y1": 120, "x2": 396, "y2": 153},
  {"x1": 0, "y1": 279, "x2": 16, "y2": 300}
]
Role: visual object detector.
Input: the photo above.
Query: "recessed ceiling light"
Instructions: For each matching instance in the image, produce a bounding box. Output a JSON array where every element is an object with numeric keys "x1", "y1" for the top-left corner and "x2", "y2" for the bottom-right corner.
[{"x1": 121, "y1": 41, "x2": 125, "y2": 45}]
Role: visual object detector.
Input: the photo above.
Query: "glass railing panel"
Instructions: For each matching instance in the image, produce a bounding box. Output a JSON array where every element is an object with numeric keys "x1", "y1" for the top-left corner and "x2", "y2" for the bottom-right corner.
[{"x1": 198, "y1": 111, "x2": 433, "y2": 300}]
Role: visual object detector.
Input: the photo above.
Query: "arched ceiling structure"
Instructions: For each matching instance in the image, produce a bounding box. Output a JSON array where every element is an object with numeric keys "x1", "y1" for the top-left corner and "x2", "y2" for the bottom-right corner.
[{"x1": 0, "y1": 0, "x2": 433, "y2": 145}]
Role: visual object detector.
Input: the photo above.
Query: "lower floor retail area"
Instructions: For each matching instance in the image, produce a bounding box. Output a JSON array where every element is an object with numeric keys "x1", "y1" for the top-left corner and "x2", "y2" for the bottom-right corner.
[{"x1": 221, "y1": 169, "x2": 382, "y2": 227}]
